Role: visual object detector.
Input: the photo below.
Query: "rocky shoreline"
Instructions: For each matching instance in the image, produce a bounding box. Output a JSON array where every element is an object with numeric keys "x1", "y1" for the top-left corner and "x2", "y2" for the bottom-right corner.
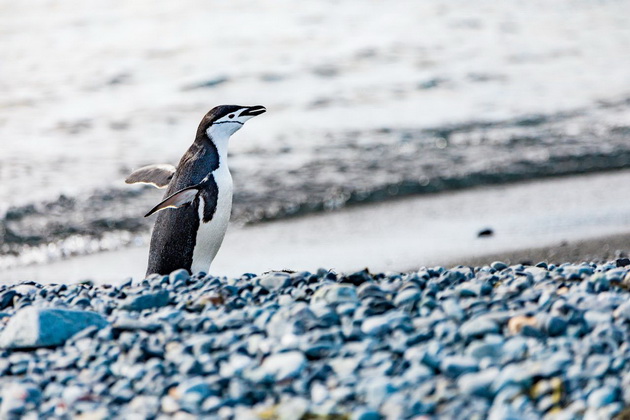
[{"x1": 1, "y1": 262, "x2": 630, "y2": 419}]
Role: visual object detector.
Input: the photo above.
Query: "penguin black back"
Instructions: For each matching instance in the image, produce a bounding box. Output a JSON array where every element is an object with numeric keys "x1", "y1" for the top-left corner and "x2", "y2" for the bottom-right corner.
[{"x1": 146, "y1": 141, "x2": 220, "y2": 275}]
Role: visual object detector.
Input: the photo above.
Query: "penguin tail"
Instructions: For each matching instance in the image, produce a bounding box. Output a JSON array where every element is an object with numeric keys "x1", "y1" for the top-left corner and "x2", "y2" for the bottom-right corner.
[{"x1": 145, "y1": 185, "x2": 200, "y2": 217}]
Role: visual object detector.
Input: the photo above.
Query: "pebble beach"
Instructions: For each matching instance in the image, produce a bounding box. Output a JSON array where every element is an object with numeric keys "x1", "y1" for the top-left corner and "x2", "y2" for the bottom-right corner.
[{"x1": 2, "y1": 262, "x2": 630, "y2": 419}]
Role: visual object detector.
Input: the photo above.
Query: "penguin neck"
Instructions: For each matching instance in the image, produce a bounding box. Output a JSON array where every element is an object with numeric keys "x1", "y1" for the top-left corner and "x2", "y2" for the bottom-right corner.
[{"x1": 204, "y1": 133, "x2": 230, "y2": 168}]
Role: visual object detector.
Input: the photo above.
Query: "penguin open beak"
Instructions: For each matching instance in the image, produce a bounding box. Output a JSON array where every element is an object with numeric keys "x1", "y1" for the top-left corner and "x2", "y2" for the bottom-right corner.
[{"x1": 241, "y1": 105, "x2": 266, "y2": 117}]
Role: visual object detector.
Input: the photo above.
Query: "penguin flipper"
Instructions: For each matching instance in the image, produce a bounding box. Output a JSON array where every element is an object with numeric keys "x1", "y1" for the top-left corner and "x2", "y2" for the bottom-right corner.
[
  {"x1": 144, "y1": 185, "x2": 200, "y2": 217},
  {"x1": 125, "y1": 164, "x2": 176, "y2": 189}
]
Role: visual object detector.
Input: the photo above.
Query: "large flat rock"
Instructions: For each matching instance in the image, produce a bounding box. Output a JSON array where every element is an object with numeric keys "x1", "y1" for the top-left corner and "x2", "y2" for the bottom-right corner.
[{"x1": 0, "y1": 308, "x2": 108, "y2": 349}]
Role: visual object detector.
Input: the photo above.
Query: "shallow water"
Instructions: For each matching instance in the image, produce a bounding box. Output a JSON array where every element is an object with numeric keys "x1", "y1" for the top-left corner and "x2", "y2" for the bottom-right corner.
[{"x1": 2, "y1": 0, "x2": 630, "y2": 267}]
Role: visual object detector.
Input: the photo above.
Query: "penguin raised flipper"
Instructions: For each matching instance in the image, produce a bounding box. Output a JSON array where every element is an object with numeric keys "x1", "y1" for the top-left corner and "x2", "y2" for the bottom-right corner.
[
  {"x1": 125, "y1": 164, "x2": 176, "y2": 189},
  {"x1": 144, "y1": 184, "x2": 202, "y2": 217}
]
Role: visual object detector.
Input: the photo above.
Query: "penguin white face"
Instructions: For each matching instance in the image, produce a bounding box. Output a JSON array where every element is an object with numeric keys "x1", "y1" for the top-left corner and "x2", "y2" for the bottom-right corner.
[{"x1": 205, "y1": 105, "x2": 266, "y2": 141}]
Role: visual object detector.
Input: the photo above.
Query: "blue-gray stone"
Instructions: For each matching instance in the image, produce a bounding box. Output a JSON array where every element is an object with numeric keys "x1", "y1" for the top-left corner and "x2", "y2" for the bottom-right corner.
[
  {"x1": 586, "y1": 355, "x2": 612, "y2": 378},
  {"x1": 442, "y1": 299, "x2": 465, "y2": 321},
  {"x1": 460, "y1": 318, "x2": 500, "y2": 339},
  {"x1": 176, "y1": 377, "x2": 216, "y2": 400},
  {"x1": 537, "y1": 394, "x2": 558, "y2": 413},
  {"x1": 592, "y1": 275, "x2": 611, "y2": 292},
  {"x1": 458, "y1": 368, "x2": 500, "y2": 397},
  {"x1": 492, "y1": 364, "x2": 534, "y2": 393},
  {"x1": 303, "y1": 341, "x2": 336, "y2": 360},
  {"x1": 247, "y1": 351, "x2": 306, "y2": 383},
  {"x1": 201, "y1": 396, "x2": 223, "y2": 413},
  {"x1": 329, "y1": 357, "x2": 361, "y2": 379},
  {"x1": 394, "y1": 288, "x2": 421, "y2": 307},
  {"x1": 577, "y1": 265, "x2": 594, "y2": 276},
  {"x1": 491, "y1": 261, "x2": 508, "y2": 271},
  {"x1": 610, "y1": 357, "x2": 626, "y2": 373},
  {"x1": 0, "y1": 308, "x2": 108, "y2": 349},
  {"x1": 275, "y1": 397, "x2": 309, "y2": 420},
  {"x1": 361, "y1": 314, "x2": 391, "y2": 336},
  {"x1": 357, "y1": 283, "x2": 385, "y2": 299},
  {"x1": 336, "y1": 303, "x2": 357, "y2": 317},
  {"x1": 487, "y1": 400, "x2": 520, "y2": 420},
  {"x1": 110, "y1": 380, "x2": 134, "y2": 404},
  {"x1": 536, "y1": 351, "x2": 572, "y2": 377},
  {"x1": 587, "y1": 386, "x2": 618, "y2": 408},
  {"x1": 381, "y1": 394, "x2": 409, "y2": 419},
  {"x1": 362, "y1": 379, "x2": 397, "y2": 407},
  {"x1": 351, "y1": 407, "x2": 381, "y2": 420},
  {"x1": 0, "y1": 290, "x2": 17, "y2": 310},
  {"x1": 606, "y1": 269, "x2": 626, "y2": 283},
  {"x1": 0, "y1": 383, "x2": 41, "y2": 416},
  {"x1": 178, "y1": 355, "x2": 203, "y2": 375},
  {"x1": 186, "y1": 334, "x2": 217, "y2": 356},
  {"x1": 169, "y1": 268, "x2": 190, "y2": 284},
  {"x1": 113, "y1": 318, "x2": 161, "y2": 332},
  {"x1": 312, "y1": 284, "x2": 358, "y2": 305},
  {"x1": 441, "y1": 356, "x2": 479, "y2": 377},
  {"x1": 613, "y1": 301, "x2": 630, "y2": 320},
  {"x1": 402, "y1": 361, "x2": 434, "y2": 383},
  {"x1": 466, "y1": 341, "x2": 503, "y2": 360},
  {"x1": 418, "y1": 344, "x2": 443, "y2": 371},
  {"x1": 509, "y1": 393, "x2": 536, "y2": 414},
  {"x1": 435, "y1": 321, "x2": 458, "y2": 344},
  {"x1": 458, "y1": 282, "x2": 480, "y2": 297},
  {"x1": 126, "y1": 396, "x2": 160, "y2": 417},
  {"x1": 121, "y1": 290, "x2": 169, "y2": 311},
  {"x1": 520, "y1": 325, "x2": 545, "y2": 339},
  {"x1": 583, "y1": 311, "x2": 612, "y2": 329},
  {"x1": 593, "y1": 402, "x2": 623, "y2": 419},
  {"x1": 544, "y1": 316, "x2": 567, "y2": 336},
  {"x1": 258, "y1": 272, "x2": 291, "y2": 291}
]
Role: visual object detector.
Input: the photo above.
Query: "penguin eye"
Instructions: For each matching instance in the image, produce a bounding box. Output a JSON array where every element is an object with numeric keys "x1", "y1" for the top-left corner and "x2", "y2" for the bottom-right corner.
[{"x1": 228, "y1": 114, "x2": 235, "y2": 119}]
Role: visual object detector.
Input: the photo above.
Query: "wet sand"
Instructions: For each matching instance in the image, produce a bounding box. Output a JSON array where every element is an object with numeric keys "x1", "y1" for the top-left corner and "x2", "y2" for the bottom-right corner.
[
  {"x1": 4, "y1": 170, "x2": 630, "y2": 285},
  {"x1": 453, "y1": 232, "x2": 630, "y2": 269}
]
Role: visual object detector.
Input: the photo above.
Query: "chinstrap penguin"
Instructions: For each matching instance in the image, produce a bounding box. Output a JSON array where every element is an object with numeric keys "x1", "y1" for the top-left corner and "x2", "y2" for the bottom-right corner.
[{"x1": 126, "y1": 105, "x2": 266, "y2": 275}]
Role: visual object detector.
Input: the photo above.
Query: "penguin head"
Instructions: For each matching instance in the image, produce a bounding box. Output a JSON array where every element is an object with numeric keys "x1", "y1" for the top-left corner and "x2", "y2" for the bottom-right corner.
[{"x1": 201, "y1": 105, "x2": 266, "y2": 141}]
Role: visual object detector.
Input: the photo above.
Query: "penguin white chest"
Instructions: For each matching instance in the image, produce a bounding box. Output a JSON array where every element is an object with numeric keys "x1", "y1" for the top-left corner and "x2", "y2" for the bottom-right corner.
[{"x1": 191, "y1": 165, "x2": 233, "y2": 274}]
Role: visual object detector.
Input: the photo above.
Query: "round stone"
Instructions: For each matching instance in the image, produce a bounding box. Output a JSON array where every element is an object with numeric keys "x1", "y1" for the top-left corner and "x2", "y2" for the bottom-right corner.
[{"x1": 491, "y1": 261, "x2": 508, "y2": 271}]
